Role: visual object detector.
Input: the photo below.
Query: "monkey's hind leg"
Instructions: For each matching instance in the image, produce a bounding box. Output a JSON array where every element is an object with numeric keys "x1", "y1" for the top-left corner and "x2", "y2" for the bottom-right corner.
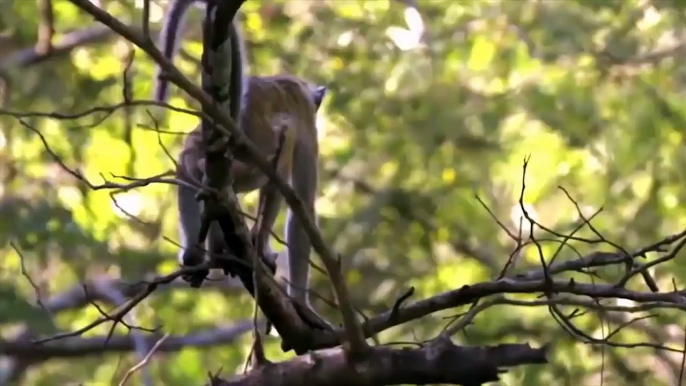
[
  {"x1": 177, "y1": 180, "x2": 211, "y2": 287},
  {"x1": 285, "y1": 141, "x2": 335, "y2": 331}
]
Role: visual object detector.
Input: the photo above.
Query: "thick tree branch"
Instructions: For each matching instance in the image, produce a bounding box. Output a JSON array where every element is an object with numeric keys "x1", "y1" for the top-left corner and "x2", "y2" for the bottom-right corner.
[{"x1": 212, "y1": 339, "x2": 546, "y2": 386}]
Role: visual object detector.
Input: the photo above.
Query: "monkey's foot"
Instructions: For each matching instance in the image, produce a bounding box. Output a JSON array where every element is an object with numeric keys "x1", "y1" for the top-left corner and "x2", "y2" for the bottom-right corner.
[
  {"x1": 181, "y1": 246, "x2": 210, "y2": 287},
  {"x1": 248, "y1": 230, "x2": 278, "y2": 275},
  {"x1": 181, "y1": 266, "x2": 210, "y2": 288},
  {"x1": 261, "y1": 251, "x2": 277, "y2": 275},
  {"x1": 291, "y1": 302, "x2": 336, "y2": 331}
]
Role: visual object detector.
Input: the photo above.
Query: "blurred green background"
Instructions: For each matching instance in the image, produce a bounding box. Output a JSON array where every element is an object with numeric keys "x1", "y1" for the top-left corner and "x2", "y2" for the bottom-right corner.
[{"x1": 3, "y1": 0, "x2": 686, "y2": 385}]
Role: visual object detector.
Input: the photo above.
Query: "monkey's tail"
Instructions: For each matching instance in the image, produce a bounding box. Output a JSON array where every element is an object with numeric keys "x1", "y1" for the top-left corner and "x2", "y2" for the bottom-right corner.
[
  {"x1": 153, "y1": 0, "x2": 197, "y2": 104},
  {"x1": 228, "y1": 22, "x2": 244, "y2": 126},
  {"x1": 153, "y1": 0, "x2": 246, "y2": 122},
  {"x1": 285, "y1": 139, "x2": 319, "y2": 304}
]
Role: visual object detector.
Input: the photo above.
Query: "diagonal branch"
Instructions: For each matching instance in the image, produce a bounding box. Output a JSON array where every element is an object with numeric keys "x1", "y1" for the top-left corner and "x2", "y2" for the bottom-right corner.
[
  {"x1": 1, "y1": 322, "x2": 255, "y2": 359},
  {"x1": 1, "y1": 25, "x2": 113, "y2": 69}
]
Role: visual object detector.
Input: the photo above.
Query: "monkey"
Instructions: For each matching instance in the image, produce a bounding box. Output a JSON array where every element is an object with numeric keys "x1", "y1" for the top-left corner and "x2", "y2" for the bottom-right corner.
[{"x1": 155, "y1": 0, "x2": 330, "y2": 328}]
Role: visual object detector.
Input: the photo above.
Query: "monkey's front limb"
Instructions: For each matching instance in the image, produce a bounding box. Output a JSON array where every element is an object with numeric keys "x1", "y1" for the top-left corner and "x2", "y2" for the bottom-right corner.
[
  {"x1": 176, "y1": 178, "x2": 211, "y2": 287},
  {"x1": 282, "y1": 142, "x2": 336, "y2": 331}
]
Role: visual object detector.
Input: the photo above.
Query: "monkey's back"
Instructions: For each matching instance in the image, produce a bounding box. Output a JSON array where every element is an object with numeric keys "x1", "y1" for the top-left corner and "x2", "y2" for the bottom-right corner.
[
  {"x1": 242, "y1": 74, "x2": 319, "y2": 149},
  {"x1": 177, "y1": 74, "x2": 319, "y2": 192},
  {"x1": 234, "y1": 74, "x2": 319, "y2": 189}
]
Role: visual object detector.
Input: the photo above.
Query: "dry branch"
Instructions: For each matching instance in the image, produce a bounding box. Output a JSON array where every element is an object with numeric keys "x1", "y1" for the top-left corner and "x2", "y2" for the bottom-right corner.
[
  {"x1": 213, "y1": 340, "x2": 546, "y2": 386},
  {"x1": 43, "y1": 275, "x2": 243, "y2": 313},
  {"x1": 1, "y1": 25, "x2": 113, "y2": 69},
  {"x1": 118, "y1": 333, "x2": 170, "y2": 386}
]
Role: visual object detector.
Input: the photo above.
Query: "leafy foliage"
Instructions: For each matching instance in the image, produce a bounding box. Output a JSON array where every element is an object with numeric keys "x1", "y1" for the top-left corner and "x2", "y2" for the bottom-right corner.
[{"x1": 2, "y1": 0, "x2": 686, "y2": 385}]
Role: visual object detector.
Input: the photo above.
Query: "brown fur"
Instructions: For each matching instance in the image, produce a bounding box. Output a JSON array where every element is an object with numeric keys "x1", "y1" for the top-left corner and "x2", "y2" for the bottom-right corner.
[
  {"x1": 176, "y1": 74, "x2": 318, "y2": 192},
  {"x1": 176, "y1": 73, "x2": 320, "y2": 276}
]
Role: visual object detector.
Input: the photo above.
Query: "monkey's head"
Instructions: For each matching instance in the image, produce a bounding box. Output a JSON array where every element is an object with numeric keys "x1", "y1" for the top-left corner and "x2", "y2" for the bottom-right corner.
[{"x1": 310, "y1": 85, "x2": 327, "y2": 111}]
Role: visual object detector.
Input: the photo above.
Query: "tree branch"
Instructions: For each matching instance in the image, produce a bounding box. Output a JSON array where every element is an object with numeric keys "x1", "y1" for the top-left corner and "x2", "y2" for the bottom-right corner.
[
  {"x1": 1, "y1": 25, "x2": 113, "y2": 69},
  {"x1": 212, "y1": 339, "x2": 546, "y2": 386}
]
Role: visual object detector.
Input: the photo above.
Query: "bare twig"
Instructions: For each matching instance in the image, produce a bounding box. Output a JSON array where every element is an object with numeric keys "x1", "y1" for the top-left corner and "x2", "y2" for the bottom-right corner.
[
  {"x1": 1, "y1": 25, "x2": 113, "y2": 69},
  {"x1": 118, "y1": 333, "x2": 170, "y2": 386},
  {"x1": 141, "y1": 0, "x2": 151, "y2": 40},
  {"x1": 33, "y1": 264, "x2": 210, "y2": 344},
  {"x1": 11, "y1": 242, "x2": 52, "y2": 320},
  {"x1": 3, "y1": 323, "x2": 254, "y2": 358}
]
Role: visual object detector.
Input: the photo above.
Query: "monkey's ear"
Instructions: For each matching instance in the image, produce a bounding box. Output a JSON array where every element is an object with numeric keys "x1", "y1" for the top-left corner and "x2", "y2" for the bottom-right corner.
[{"x1": 313, "y1": 85, "x2": 327, "y2": 109}]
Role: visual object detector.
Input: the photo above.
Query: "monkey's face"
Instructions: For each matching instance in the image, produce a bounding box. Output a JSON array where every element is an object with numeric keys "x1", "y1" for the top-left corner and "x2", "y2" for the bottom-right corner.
[{"x1": 310, "y1": 85, "x2": 327, "y2": 111}]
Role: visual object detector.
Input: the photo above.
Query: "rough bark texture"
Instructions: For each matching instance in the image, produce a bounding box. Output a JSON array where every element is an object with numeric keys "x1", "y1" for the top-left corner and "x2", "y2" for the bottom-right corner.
[{"x1": 212, "y1": 340, "x2": 547, "y2": 386}]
